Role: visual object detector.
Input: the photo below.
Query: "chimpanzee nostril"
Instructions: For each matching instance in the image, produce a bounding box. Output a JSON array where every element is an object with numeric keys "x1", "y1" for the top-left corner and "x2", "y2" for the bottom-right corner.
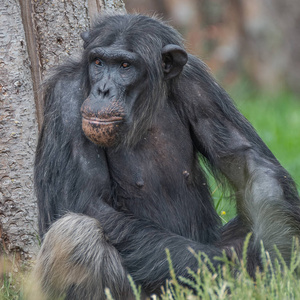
[{"x1": 97, "y1": 86, "x2": 110, "y2": 97}]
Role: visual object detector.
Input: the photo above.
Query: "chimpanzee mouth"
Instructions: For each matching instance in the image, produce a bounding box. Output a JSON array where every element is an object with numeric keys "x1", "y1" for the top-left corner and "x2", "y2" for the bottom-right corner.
[
  {"x1": 82, "y1": 116, "x2": 123, "y2": 125},
  {"x1": 81, "y1": 115, "x2": 124, "y2": 147}
]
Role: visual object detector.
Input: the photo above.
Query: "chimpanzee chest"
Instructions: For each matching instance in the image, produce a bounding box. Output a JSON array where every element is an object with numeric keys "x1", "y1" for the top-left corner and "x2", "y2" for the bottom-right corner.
[
  {"x1": 106, "y1": 112, "x2": 195, "y2": 199},
  {"x1": 105, "y1": 115, "x2": 214, "y2": 241}
]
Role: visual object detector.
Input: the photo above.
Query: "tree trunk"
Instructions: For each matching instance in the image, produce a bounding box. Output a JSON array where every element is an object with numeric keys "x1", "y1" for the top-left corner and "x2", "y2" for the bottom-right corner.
[
  {"x1": 0, "y1": 0, "x2": 38, "y2": 261},
  {"x1": 0, "y1": 0, "x2": 125, "y2": 262}
]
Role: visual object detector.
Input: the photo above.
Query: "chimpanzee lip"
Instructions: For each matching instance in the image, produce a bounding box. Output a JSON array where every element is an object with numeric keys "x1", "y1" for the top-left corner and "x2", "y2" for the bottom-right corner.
[{"x1": 82, "y1": 116, "x2": 123, "y2": 124}]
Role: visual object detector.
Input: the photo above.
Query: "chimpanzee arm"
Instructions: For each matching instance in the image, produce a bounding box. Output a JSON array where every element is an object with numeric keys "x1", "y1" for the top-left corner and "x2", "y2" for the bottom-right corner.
[
  {"x1": 86, "y1": 202, "x2": 222, "y2": 293},
  {"x1": 181, "y1": 56, "x2": 300, "y2": 261}
]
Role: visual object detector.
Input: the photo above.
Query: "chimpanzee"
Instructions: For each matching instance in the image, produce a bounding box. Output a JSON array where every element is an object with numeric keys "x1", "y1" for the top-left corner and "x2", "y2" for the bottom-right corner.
[{"x1": 33, "y1": 13, "x2": 300, "y2": 300}]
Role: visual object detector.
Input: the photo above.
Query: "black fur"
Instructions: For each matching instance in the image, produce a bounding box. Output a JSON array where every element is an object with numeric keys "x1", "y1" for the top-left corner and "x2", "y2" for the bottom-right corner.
[{"x1": 34, "y1": 14, "x2": 300, "y2": 299}]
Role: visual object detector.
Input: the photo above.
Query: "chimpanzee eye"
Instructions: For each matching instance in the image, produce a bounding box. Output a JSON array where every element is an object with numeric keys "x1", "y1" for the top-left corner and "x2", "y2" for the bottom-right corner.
[
  {"x1": 121, "y1": 62, "x2": 130, "y2": 69},
  {"x1": 94, "y1": 58, "x2": 103, "y2": 66}
]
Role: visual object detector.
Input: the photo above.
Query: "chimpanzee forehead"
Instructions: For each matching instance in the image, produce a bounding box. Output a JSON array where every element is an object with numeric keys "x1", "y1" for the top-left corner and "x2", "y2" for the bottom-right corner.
[{"x1": 86, "y1": 29, "x2": 138, "y2": 54}]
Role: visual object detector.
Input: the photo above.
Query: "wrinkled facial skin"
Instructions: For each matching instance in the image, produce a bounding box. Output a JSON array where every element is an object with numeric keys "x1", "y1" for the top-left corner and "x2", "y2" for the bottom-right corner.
[{"x1": 80, "y1": 46, "x2": 145, "y2": 148}]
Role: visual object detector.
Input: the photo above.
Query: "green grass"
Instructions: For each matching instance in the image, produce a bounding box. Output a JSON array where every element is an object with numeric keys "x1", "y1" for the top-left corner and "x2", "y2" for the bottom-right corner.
[
  {"x1": 3, "y1": 239, "x2": 300, "y2": 300},
  {"x1": 213, "y1": 88, "x2": 300, "y2": 222},
  {"x1": 0, "y1": 258, "x2": 23, "y2": 300},
  {"x1": 129, "y1": 237, "x2": 300, "y2": 300}
]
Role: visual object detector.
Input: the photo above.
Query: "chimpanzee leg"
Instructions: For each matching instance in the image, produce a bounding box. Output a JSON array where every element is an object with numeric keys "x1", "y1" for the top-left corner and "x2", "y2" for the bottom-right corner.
[{"x1": 34, "y1": 213, "x2": 134, "y2": 300}]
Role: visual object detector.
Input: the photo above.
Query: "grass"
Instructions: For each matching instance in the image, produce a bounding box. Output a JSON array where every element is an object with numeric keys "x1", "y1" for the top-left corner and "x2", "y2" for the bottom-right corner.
[
  {"x1": 129, "y1": 237, "x2": 300, "y2": 300},
  {"x1": 3, "y1": 239, "x2": 300, "y2": 300},
  {"x1": 0, "y1": 257, "x2": 23, "y2": 300}
]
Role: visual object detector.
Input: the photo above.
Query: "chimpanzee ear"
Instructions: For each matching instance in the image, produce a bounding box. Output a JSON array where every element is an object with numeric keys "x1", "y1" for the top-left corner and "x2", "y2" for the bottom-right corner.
[
  {"x1": 161, "y1": 44, "x2": 188, "y2": 80},
  {"x1": 80, "y1": 31, "x2": 90, "y2": 49},
  {"x1": 80, "y1": 31, "x2": 90, "y2": 41}
]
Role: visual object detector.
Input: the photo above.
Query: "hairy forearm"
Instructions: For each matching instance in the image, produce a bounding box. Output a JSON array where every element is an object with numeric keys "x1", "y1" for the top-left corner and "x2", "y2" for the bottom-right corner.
[
  {"x1": 86, "y1": 203, "x2": 223, "y2": 291},
  {"x1": 224, "y1": 150, "x2": 300, "y2": 262}
]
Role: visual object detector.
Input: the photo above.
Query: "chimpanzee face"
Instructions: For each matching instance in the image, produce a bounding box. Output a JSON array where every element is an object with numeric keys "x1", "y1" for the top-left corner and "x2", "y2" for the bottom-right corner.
[
  {"x1": 80, "y1": 34, "x2": 187, "y2": 149},
  {"x1": 80, "y1": 45, "x2": 147, "y2": 148}
]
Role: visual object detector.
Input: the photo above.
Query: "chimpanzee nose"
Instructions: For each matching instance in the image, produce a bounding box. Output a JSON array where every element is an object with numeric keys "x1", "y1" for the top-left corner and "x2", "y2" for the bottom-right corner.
[{"x1": 97, "y1": 84, "x2": 110, "y2": 97}]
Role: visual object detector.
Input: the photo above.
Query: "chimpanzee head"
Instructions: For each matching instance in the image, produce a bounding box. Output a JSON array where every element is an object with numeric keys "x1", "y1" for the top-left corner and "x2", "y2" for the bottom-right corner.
[{"x1": 80, "y1": 14, "x2": 188, "y2": 148}]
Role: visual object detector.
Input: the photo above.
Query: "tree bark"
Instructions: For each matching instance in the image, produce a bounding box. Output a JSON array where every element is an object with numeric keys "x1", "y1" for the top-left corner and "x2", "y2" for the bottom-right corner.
[
  {"x1": 0, "y1": 0, "x2": 38, "y2": 260},
  {"x1": 0, "y1": 0, "x2": 125, "y2": 262}
]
